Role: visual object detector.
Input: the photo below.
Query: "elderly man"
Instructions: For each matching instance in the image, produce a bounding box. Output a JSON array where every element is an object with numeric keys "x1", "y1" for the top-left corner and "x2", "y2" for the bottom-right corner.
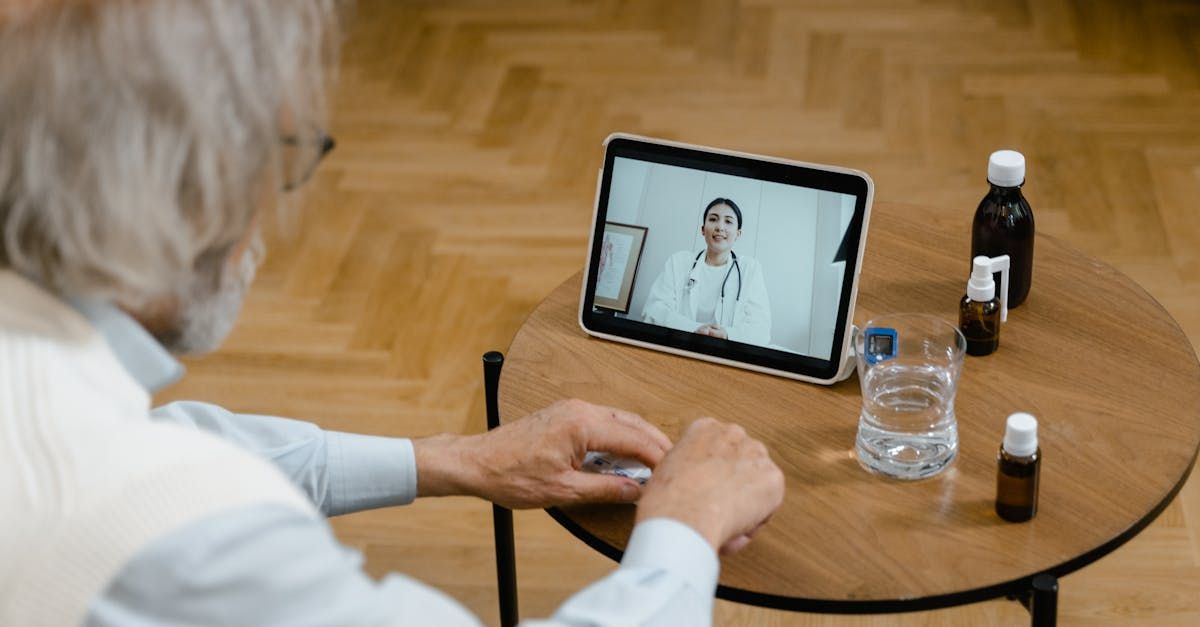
[{"x1": 0, "y1": 1, "x2": 784, "y2": 626}]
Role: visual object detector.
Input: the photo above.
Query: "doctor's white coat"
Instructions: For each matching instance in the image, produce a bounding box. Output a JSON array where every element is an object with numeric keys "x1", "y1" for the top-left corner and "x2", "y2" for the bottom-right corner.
[{"x1": 641, "y1": 250, "x2": 772, "y2": 346}]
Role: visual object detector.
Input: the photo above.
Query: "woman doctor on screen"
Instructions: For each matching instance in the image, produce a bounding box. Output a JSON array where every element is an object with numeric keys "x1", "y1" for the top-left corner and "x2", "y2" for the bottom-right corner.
[{"x1": 642, "y1": 198, "x2": 772, "y2": 345}]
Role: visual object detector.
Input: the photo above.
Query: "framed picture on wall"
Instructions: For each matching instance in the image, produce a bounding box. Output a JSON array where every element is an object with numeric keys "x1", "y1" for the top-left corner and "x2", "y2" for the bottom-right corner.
[{"x1": 593, "y1": 222, "x2": 648, "y2": 313}]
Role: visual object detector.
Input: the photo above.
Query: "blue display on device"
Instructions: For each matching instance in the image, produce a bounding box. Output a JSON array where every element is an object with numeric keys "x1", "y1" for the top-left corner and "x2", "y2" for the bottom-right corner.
[{"x1": 863, "y1": 327, "x2": 898, "y2": 364}]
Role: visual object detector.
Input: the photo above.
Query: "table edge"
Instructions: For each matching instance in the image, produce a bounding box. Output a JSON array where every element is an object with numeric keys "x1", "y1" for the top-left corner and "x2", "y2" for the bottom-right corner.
[{"x1": 543, "y1": 442, "x2": 1197, "y2": 613}]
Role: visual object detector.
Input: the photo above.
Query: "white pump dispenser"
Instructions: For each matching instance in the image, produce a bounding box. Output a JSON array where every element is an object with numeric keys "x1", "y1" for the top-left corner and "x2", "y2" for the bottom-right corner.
[{"x1": 967, "y1": 255, "x2": 1010, "y2": 322}]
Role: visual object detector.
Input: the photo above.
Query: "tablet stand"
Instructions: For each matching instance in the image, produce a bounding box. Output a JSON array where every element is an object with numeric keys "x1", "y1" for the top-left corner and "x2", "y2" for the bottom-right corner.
[{"x1": 833, "y1": 324, "x2": 859, "y2": 383}]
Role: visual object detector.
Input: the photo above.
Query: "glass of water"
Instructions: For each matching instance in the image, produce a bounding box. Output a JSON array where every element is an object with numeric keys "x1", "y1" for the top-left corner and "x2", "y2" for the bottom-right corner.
[{"x1": 855, "y1": 314, "x2": 966, "y2": 480}]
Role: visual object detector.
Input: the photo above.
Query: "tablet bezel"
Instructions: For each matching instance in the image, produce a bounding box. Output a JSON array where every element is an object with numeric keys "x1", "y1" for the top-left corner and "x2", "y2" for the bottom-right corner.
[{"x1": 578, "y1": 133, "x2": 873, "y2": 384}]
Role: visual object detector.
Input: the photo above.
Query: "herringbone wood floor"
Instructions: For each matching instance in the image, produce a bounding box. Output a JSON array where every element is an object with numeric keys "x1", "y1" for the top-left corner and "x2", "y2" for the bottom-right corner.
[{"x1": 157, "y1": 1, "x2": 1200, "y2": 624}]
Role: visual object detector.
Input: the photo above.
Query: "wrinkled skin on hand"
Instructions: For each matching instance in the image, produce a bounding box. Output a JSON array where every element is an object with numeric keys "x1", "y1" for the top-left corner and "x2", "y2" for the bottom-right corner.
[{"x1": 414, "y1": 399, "x2": 671, "y2": 509}]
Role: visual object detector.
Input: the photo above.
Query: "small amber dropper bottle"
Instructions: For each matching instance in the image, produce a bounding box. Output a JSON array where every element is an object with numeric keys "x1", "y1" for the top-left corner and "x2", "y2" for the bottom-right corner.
[
  {"x1": 996, "y1": 412, "x2": 1040, "y2": 522},
  {"x1": 960, "y1": 255, "x2": 1010, "y2": 356}
]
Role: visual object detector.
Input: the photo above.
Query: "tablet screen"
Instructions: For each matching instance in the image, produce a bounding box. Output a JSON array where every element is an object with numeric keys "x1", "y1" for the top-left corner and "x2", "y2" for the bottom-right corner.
[{"x1": 581, "y1": 136, "x2": 870, "y2": 381}]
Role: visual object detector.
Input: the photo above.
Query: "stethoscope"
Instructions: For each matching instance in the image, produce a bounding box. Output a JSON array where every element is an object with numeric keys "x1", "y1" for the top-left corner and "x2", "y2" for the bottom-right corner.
[{"x1": 685, "y1": 250, "x2": 742, "y2": 302}]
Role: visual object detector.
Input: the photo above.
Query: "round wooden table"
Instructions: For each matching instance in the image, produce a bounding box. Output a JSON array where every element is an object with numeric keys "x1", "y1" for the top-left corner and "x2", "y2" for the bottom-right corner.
[{"x1": 497, "y1": 201, "x2": 1200, "y2": 615}]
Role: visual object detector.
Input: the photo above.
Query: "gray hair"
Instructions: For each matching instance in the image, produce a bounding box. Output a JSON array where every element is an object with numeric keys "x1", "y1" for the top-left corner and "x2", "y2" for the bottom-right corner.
[{"x1": 0, "y1": 0, "x2": 337, "y2": 305}]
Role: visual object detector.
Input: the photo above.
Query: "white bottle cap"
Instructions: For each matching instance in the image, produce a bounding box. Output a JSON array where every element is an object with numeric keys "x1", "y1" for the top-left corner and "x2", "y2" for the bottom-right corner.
[
  {"x1": 1003, "y1": 412, "x2": 1038, "y2": 457},
  {"x1": 988, "y1": 150, "x2": 1026, "y2": 187}
]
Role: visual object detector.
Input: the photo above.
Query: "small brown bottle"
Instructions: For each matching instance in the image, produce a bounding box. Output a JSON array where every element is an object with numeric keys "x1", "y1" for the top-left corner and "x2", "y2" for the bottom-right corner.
[
  {"x1": 996, "y1": 412, "x2": 1040, "y2": 522},
  {"x1": 960, "y1": 255, "x2": 1009, "y2": 357}
]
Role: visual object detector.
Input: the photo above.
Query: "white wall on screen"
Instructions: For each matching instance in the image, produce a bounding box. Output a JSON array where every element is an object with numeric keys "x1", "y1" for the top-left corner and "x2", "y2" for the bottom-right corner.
[
  {"x1": 606, "y1": 158, "x2": 647, "y2": 225},
  {"x1": 755, "y1": 182, "x2": 819, "y2": 353},
  {"x1": 840, "y1": 193, "x2": 855, "y2": 232},
  {"x1": 621, "y1": 161, "x2": 706, "y2": 321},
  {"x1": 807, "y1": 193, "x2": 854, "y2": 359}
]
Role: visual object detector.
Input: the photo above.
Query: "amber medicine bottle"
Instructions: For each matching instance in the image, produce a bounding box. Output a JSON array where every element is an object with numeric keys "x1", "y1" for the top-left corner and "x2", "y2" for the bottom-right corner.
[
  {"x1": 960, "y1": 255, "x2": 1009, "y2": 357},
  {"x1": 971, "y1": 150, "x2": 1035, "y2": 308},
  {"x1": 996, "y1": 413, "x2": 1040, "y2": 522}
]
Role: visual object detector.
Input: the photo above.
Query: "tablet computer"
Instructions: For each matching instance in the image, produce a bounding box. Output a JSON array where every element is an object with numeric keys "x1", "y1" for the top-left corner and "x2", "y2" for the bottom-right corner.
[{"x1": 578, "y1": 133, "x2": 873, "y2": 384}]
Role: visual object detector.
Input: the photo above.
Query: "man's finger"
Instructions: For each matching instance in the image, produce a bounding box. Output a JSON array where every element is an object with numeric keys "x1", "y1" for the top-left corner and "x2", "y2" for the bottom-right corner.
[
  {"x1": 596, "y1": 405, "x2": 673, "y2": 454},
  {"x1": 719, "y1": 534, "x2": 752, "y2": 555},
  {"x1": 580, "y1": 413, "x2": 671, "y2": 469},
  {"x1": 565, "y1": 473, "x2": 641, "y2": 505}
]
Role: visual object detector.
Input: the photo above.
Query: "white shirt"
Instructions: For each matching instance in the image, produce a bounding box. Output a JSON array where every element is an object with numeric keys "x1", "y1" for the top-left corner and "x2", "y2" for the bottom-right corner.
[
  {"x1": 642, "y1": 250, "x2": 773, "y2": 345},
  {"x1": 86, "y1": 316, "x2": 720, "y2": 627},
  {"x1": 692, "y1": 258, "x2": 732, "y2": 325}
]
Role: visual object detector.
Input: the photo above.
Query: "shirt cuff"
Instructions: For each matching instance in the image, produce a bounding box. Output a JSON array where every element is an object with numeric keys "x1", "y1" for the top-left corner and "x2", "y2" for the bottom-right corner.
[
  {"x1": 620, "y1": 518, "x2": 720, "y2": 596},
  {"x1": 325, "y1": 432, "x2": 418, "y2": 516}
]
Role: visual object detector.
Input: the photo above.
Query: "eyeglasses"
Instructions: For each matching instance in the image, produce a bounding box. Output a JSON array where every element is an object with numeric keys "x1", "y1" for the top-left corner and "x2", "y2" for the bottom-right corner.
[{"x1": 280, "y1": 128, "x2": 335, "y2": 191}]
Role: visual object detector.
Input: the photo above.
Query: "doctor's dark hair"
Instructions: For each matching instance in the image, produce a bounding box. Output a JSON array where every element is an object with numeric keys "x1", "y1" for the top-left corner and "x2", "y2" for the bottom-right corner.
[{"x1": 702, "y1": 198, "x2": 743, "y2": 229}]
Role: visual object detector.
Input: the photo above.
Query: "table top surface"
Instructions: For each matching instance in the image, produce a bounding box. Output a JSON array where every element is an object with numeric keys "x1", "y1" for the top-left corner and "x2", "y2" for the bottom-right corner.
[{"x1": 497, "y1": 201, "x2": 1200, "y2": 612}]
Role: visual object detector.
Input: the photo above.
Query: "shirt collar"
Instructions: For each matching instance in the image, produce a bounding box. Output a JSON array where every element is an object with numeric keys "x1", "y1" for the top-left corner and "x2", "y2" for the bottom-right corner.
[{"x1": 70, "y1": 299, "x2": 186, "y2": 393}]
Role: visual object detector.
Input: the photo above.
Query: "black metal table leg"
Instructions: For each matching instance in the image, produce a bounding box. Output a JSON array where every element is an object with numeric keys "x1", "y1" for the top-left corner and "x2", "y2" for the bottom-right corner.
[
  {"x1": 1029, "y1": 574, "x2": 1058, "y2": 627},
  {"x1": 1013, "y1": 574, "x2": 1058, "y2": 627},
  {"x1": 483, "y1": 351, "x2": 518, "y2": 627}
]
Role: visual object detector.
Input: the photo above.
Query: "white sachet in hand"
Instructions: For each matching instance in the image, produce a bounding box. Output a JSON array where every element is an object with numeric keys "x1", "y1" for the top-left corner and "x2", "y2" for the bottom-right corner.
[{"x1": 582, "y1": 451, "x2": 652, "y2": 486}]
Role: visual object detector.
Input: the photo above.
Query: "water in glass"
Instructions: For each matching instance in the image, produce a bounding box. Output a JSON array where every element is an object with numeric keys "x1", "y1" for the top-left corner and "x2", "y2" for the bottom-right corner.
[{"x1": 856, "y1": 358, "x2": 959, "y2": 479}]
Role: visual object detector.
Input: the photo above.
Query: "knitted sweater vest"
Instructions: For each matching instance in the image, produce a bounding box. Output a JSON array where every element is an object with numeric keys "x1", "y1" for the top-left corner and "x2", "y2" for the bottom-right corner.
[{"x1": 0, "y1": 272, "x2": 317, "y2": 626}]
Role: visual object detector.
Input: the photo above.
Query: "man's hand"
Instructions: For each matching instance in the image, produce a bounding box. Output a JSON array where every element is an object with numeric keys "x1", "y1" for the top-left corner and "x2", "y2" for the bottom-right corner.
[
  {"x1": 636, "y1": 417, "x2": 784, "y2": 555},
  {"x1": 413, "y1": 399, "x2": 672, "y2": 509}
]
